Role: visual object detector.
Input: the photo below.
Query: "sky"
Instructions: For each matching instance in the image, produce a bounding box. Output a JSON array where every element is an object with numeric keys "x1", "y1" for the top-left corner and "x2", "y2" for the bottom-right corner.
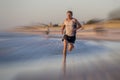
[{"x1": 0, "y1": 0, "x2": 120, "y2": 30}]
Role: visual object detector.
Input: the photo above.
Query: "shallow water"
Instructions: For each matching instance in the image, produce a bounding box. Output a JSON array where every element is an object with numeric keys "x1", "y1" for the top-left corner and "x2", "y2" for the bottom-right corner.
[{"x1": 0, "y1": 32, "x2": 120, "y2": 80}]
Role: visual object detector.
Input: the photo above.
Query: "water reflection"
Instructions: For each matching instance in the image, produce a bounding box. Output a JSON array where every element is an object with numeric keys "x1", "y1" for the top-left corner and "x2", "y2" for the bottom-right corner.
[{"x1": 62, "y1": 55, "x2": 66, "y2": 79}]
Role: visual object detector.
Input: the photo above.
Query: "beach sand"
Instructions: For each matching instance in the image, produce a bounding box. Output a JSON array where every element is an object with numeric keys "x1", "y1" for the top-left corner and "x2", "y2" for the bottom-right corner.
[{"x1": 10, "y1": 20, "x2": 120, "y2": 41}]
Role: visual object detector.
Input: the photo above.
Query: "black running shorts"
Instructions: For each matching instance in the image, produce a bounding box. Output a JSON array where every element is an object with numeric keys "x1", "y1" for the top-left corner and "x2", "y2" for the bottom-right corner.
[{"x1": 62, "y1": 35, "x2": 76, "y2": 43}]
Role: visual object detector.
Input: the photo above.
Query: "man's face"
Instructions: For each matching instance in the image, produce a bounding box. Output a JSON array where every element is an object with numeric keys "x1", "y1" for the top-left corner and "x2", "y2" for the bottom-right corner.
[{"x1": 67, "y1": 12, "x2": 72, "y2": 19}]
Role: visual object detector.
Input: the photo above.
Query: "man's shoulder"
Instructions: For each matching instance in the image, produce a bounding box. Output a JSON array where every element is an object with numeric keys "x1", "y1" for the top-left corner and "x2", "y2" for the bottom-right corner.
[
  {"x1": 72, "y1": 18, "x2": 78, "y2": 22},
  {"x1": 63, "y1": 18, "x2": 68, "y2": 23},
  {"x1": 64, "y1": 18, "x2": 68, "y2": 21}
]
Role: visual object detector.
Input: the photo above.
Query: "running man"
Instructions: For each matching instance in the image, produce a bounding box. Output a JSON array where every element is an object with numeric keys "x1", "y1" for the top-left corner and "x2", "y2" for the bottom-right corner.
[{"x1": 61, "y1": 11, "x2": 82, "y2": 62}]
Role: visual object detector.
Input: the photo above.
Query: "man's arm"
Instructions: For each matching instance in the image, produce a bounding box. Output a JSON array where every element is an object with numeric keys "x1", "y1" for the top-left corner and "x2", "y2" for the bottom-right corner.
[
  {"x1": 75, "y1": 19, "x2": 82, "y2": 30},
  {"x1": 61, "y1": 23, "x2": 65, "y2": 35}
]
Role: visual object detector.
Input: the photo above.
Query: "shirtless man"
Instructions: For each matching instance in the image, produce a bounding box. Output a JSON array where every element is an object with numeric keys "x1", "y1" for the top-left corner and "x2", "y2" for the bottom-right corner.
[{"x1": 61, "y1": 11, "x2": 82, "y2": 62}]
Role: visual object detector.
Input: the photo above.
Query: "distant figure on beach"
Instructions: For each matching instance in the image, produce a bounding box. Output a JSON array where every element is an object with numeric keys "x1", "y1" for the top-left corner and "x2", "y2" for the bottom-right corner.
[
  {"x1": 45, "y1": 26, "x2": 50, "y2": 35},
  {"x1": 61, "y1": 10, "x2": 82, "y2": 62}
]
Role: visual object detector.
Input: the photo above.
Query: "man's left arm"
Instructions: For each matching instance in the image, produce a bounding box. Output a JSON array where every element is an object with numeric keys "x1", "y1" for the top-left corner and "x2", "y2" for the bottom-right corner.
[{"x1": 75, "y1": 19, "x2": 82, "y2": 30}]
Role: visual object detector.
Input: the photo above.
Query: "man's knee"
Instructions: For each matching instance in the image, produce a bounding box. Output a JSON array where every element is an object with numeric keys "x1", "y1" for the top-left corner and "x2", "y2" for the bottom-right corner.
[
  {"x1": 70, "y1": 43, "x2": 74, "y2": 47},
  {"x1": 63, "y1": 40, "x2": 68, "y2": 47},
  {"x1": 68, "y1": 43, "x2": 74, "y2": 51}
]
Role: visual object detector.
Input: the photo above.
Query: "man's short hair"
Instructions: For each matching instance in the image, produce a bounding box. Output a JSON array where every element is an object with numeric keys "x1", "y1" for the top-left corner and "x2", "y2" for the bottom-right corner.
[{"x1": 67, "y1": 10, "x2": 73, "y2": 16}]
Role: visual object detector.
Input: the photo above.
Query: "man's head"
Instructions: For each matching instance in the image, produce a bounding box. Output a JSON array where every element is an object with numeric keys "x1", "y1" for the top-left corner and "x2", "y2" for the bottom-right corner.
[{"x1": 66, "y1": 10, "x2": 73, "y2": 19}]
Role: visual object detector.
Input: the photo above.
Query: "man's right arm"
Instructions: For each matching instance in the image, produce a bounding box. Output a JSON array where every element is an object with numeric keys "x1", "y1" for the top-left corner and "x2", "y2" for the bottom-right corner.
[{"x1": 61, "y1": 22, "x2": 65, "y2": 35}]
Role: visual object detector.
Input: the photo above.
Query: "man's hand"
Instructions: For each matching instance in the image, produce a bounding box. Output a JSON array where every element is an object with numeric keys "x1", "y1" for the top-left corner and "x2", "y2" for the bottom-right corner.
[
  {"x1": 61, "y1": 30, "x2": 64, "y2": 35},
  {"x1": 81, "y1": 26, "x2": 84, "y2": 30},
  {"x1": 72, "y1": 28, "x2": 77, "y2": 32}
]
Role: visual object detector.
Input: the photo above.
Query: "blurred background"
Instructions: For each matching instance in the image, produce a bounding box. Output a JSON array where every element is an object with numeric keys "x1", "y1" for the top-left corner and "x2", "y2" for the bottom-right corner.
[{"x1": 0, "y1": 0, "x2": 120, "y2": 80}]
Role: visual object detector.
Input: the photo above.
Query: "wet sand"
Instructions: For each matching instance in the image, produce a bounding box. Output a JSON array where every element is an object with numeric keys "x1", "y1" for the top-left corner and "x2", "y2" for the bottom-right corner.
[{"x1": 0, "y1": 32, "x2": 120, "y2": 80}]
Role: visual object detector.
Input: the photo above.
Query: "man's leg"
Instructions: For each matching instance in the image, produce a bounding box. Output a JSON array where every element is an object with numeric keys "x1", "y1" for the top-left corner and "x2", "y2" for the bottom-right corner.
[
  {"x1": 63, "y1": 40, "x2": 68, "y2": 63},
  {"x1": 68, "y1": 43, "x2": 74, "y2": 51}
]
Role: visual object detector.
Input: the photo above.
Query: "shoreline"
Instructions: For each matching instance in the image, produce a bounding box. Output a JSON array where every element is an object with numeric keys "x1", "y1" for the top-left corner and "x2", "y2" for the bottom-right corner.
[{"x1": 7, "y1": 30, "x2": 120, "y2": 41}]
